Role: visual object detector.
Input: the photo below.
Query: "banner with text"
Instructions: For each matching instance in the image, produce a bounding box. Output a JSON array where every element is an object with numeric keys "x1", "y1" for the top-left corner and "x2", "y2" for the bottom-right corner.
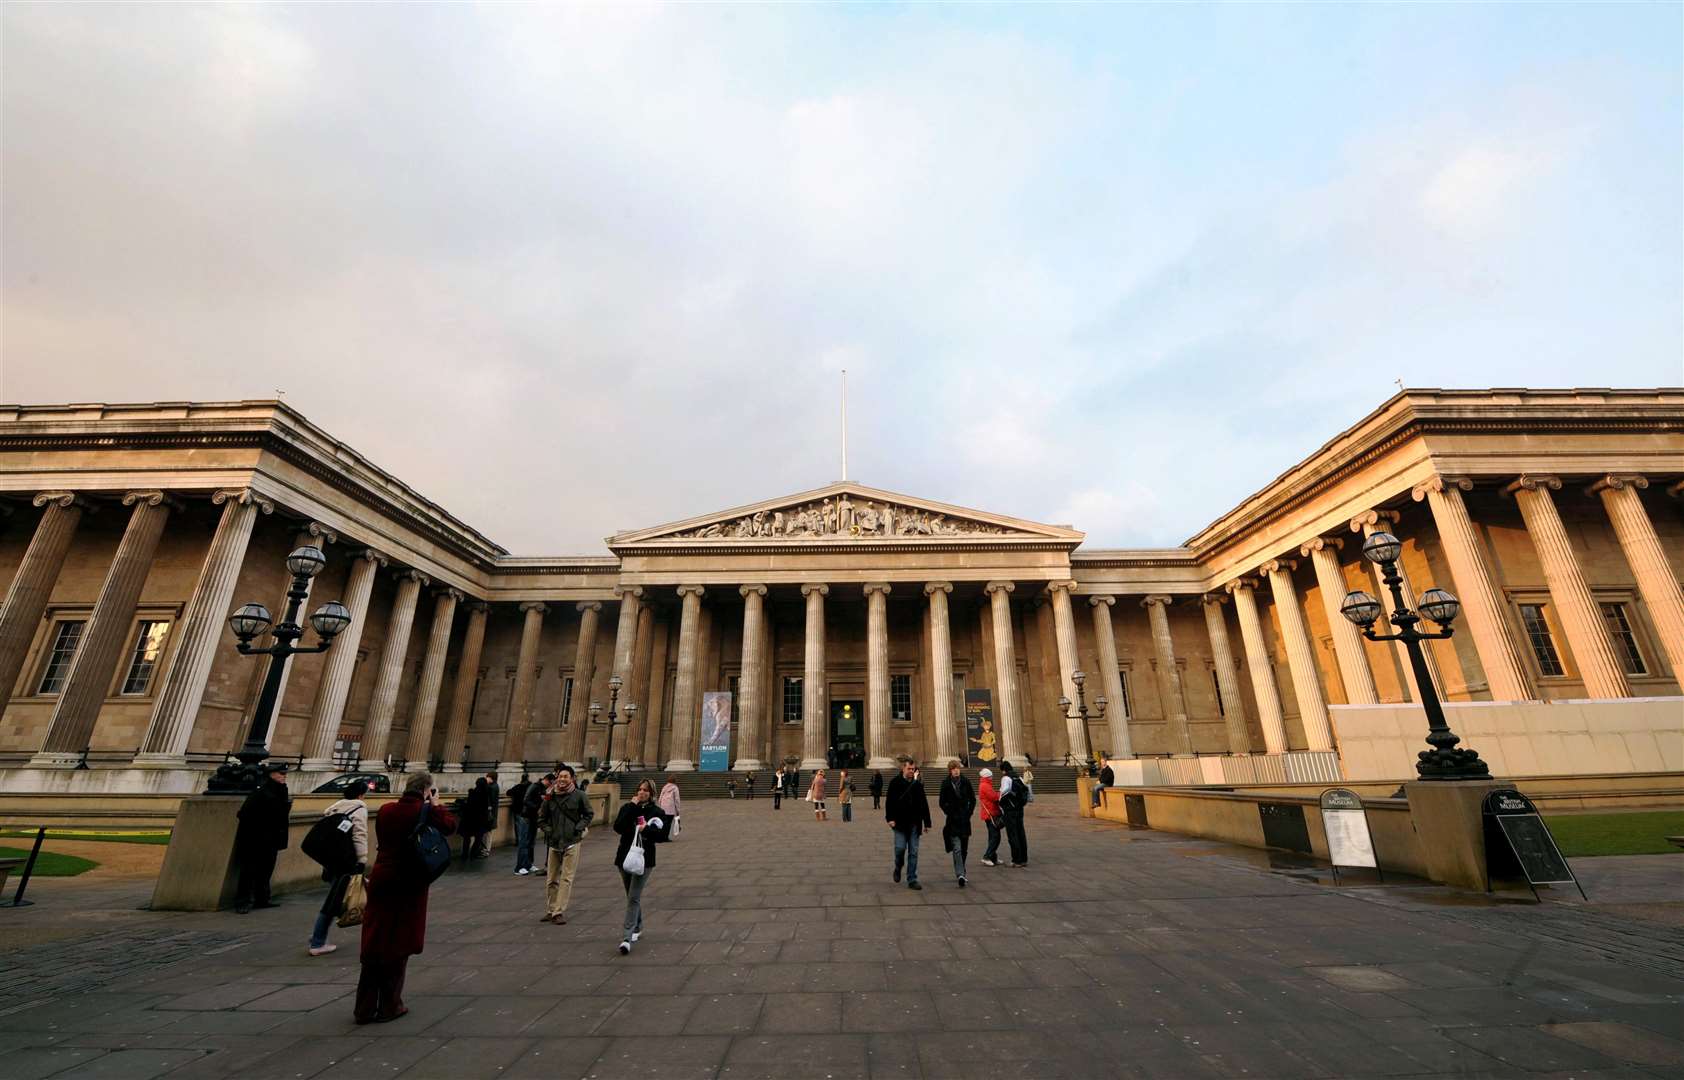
[
  {"x1": 964, "y1": 689, "x2": 998, "y2": 767},
  {"x1": 700, "y1": 691, "x2": 733, "y2": 772}
]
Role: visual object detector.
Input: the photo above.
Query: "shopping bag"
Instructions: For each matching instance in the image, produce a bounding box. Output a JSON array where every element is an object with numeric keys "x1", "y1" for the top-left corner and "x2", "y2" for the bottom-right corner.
[
  {"x1": 337, "y1": 874, "x2": 366, "y2": 928},
  {"x1": 622, "y1": 834, "x2": 647, "y2": 876}
]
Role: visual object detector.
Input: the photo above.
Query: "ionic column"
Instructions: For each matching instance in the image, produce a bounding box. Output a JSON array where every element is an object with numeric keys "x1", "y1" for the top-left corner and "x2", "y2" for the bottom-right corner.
[
  {"x1": 666, "y1": 585, "x2": 704, "y2": 770},
  {"x1": 864, "y1": 583, "x2": 894, "y2": 769},
  {"x1": 1590, "y1": 474, "x2": 1684, "y2": 681},
  {"x1": 1226, "y1": 578, "x2": 1287, "y2": 753},
  {"x1": 1201, "y1": 595, "x2": 1251, "y2": 754},
  {"x1": 500, "y1": 601, "x2": 547, "y2": 769},
  {"x1": 799, "y1": 583, "x2": 828, "y2": 770},
  {"x1": 246, "y1": 521, "x2": 338, "y2": 739},
  {"x1": 925, "y1": 582, "x2": 957, "y2": 763},
  {"x1": 0, "y1": 493, "x2": 90, "y2": 722},
  {"x1": 590, "y1": 587, "x2": 642, "y2": 762},
  {"x1": 1412, "y1": 476, "x2": 1533, "y2": 701},
  {"x1": 1261, "y1": 559, "x2": 1333, "y2": 751},
  {"x1": 133, "y1": 489, "x2": 273, "y2": 767},
  {"x1": 32, "y1": 492, "x2": 176, "y2": 766},
  {"x1": 358, "y1": 569, "x2": 428, "y2": 769},
  {"x1": 301, "y1": 549, "x2": 387, "y2": 769},
  {"x1": 626, "y1": 602, "x2": 655, "y2": 766},
  {"x1": 1047, "y1": 580, "x2": 1089, "y2": 760},
  {"x1": 734, "y1": 584, "x2": 768, "y2": 770},
  {"x1": 1140, "y1": 596, "x2": 1193, "y2": 756},
  {"x1": 640, "y1": 610, "x2": 671, "y2": 767},
  {"x1": 402, "y1": 587, "x2": 462, "y2": 768},
  {"x1": 984, "y1": 581, "x2": 1026, "y2": 766},
  {"x1": 1507, "y1": 475, "x2": 1631, "y2": 698},
  {"x1": 439, "y1": 601, "x2": 489, "y2": 771},
  {"x1": 564, "y1": 601, "x2": 603, "y2": 760},
  {"x1": 1301, "y1": 537, "x2": 1378, "y2": 705},
  {"x1": 1351, "y1": 510, "x2": 1443, "y2": 702},
  {"x1": 1088, "y1": 596, "x2": 1134, "y2": 759}
]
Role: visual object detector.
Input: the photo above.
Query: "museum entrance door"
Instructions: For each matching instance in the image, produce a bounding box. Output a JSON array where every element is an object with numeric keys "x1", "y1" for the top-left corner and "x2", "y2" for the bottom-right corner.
[{"x1": 830, "y1": 700, "x2": 865, "y2": 768}]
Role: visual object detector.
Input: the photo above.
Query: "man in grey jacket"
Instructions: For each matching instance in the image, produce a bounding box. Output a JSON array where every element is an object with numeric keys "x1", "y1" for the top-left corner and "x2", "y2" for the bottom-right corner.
[{"x1": 538, "y1": 765, "x2": 594, "y2": 925}]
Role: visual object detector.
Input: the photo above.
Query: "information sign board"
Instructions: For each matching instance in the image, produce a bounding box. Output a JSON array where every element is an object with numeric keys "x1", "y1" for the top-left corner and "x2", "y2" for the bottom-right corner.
[
  {"x1": 1481, "y1": 788, "x2": 1585, "y2": 900},
  {"x1": 1319, "y1": 788, "x2": 1379, "y2": 881}
]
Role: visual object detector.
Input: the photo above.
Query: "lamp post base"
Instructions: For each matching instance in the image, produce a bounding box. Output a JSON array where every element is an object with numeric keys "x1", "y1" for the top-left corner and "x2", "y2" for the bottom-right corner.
[{"x1": 1416, "y1": 744, "x2": 1492, "y2": 781}]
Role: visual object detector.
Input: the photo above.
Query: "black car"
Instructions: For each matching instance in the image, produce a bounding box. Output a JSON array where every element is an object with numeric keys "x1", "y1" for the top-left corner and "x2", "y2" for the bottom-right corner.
[{"x1": 311, "y1": 772, "x2": 391, "y2": 795}]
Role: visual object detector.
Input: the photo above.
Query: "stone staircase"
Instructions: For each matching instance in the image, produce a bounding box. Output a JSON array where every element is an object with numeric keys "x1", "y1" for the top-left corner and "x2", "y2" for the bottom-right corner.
[{"x1": 601, "y1": 764, "x2": 1079, "y2": 800}]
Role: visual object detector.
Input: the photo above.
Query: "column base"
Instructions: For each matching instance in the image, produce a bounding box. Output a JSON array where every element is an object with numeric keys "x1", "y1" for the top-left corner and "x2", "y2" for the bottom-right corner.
[
  {"x1": 298, "y1": 757, "x2": 339, "y2": 773},
  {"x1": 798, "y1": 757, "x2": 828, "y2": 771},
  {"x1": 495, "y1": 761, "x2": 525, "y2": 778},
  {"x1": 732, "y1": 758, "x2": 766, "y2": 771},
  {"x1": 356, "y1": 759, "x2": 392, "y2": 773},
  {"x1": 867, "y1": 755, "x2": 897, "y2": 770},
  {"x1": 664, "y1": 759, "x2": 696, "y2": 772},
  {"x1": 442, "y1": 763, "x2": 464, "y2": 772},
  {"x1": 129, "y1": 752, "x2": 190, "y2": 770},
  {"x1": 26, "y1": 752, "x2": 83, "y2": 769}
]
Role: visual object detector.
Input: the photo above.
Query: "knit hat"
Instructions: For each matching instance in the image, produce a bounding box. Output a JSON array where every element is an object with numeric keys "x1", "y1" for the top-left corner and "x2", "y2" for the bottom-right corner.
[{"x1": 979, "y1": 769, "x2": 993, "y2": 779}]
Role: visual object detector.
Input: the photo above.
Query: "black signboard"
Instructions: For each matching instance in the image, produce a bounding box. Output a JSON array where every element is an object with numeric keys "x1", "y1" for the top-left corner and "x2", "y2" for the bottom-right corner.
[
  {"x1": 1123, "y1": 793, "x2": 1149, "y2": 829},
  {"x1": 1481, "y1": 788, "x2": 1585, "y2": 901},
  {"x1": 1259, "y1": 802, "x2": 1312, "y2": 854}
]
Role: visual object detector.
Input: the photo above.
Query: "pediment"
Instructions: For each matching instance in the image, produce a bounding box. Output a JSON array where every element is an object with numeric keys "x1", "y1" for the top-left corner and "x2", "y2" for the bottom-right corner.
[{"x1": 610, "y1": 483, "x2": 1083, "y2": 547}]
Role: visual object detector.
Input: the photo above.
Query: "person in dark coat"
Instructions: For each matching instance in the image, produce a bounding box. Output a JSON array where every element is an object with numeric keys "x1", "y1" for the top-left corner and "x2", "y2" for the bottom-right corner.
[
  {"x1": 884, "y1": 755, "x2": 932, "y2": 890},
  {"x1": 508, "y1": 774, "x2": 534, "y2": 874},
  {"x1": 612, "y1": 778, "x2": 671, "y2": 954},
  {"x1": 938, "y1": 760, "x2": 976, "y2": 887},
  {"x1": 233, "y1": 763, "x2": 292, "y2": 913},
  {"x1": 356, "y1": 771, "x2": 457, "y2": 1024},
  {"x1": 461, "y1": 777, "x2": 489, "y2": 861},
  {"x1": 869, "y1": 769, "x2": 884, "y2": 810},
  {"x1": 998, "y1": 760, "x2": 1029, "y2": 867},
  {"x1": 1091, "y1": 754, "x2": 1115, "y2": 809}
]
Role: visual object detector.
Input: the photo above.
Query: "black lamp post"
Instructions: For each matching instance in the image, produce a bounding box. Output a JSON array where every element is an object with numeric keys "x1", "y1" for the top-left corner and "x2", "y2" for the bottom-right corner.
[
  {"x1": 1056, "y1": 669, "x2": 1107, "y2": 773},
  {"x1": 592, "y1": 675, "x2": 636, "y2": 784},
  {"x1": 209, "y1": 545, "x2": 351, "y2": 793},
  {"x1": 1340, "y1": 530, "x2": 1490, "y2": 781}
]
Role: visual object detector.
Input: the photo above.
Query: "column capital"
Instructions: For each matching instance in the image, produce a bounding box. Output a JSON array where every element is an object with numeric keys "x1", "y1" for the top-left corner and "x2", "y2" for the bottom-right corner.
[
  {"x1": 983, "y1": 580, "x2": 1015, "y2": 596},
  {"x1": 1140, "y1": 594, "x2": 1174, "y2": 609},
  {"x1": 923, "y1": 581, "x2": 953, "y2": 596},
  {"x1": 1224, "y1": 577, "x2": 1259, "y2": 594},
  {"x1": 675, "y1": 584, "x2": 706, "y2": 599},
  {"x1": 1349, "y1": 508, "x2": 1400, "y2": 533},
  {"x1": 519, "y1": 601, "x2": 549, "y2": 615},
  {"x1": 1201, "y1": 593, "x2": 1230, "y2": 608},
  {"x1": 395, "y1": 568, "x2": 430, "y2": 587},
  {"x1": 1259, "y1": 558, "x2": 1297, "y2": 575},
  {"x1": 1586, "y1": 473, "x2": 1649, "y2": 496},
  {"x1": 1668, "y1": 479, "x2": 1684, "y2": 499},
  {"x1": 466, "y1": 600, "x2": 491, "y2": 614},
  {"x1": 1045, "y1": 579, "x2": 1078, "y2": 596},
  {"x1": 122, "y1": 489, "x2": 184, "y2": 511},
  {"x1": 1411, "y1": 474, "x2": 1473, "y2": 502},
  {"x1": 613, "y1": 584, "x2": 644, "y2": 599},
  {"x1": 439, "y1": 586, "x2": 467, "y2": 603},
  {"x1": 863, "y1": 582, "x2": 892, "y2": 597},
  {"x1": 739, "y1": 583, "x2": 768, "y2": 598},
  {"x1": 801, "y1": 582, "x2": 829, "y2": 597},
  {"x1": 356, "y1": 547, "x2": 391, "y2": 568},
  {"x1": 211, "y1": 488, "x2": 275, "y2": 515},
  {"x1": 1298, "y1": 536, "x2": 1341, "y2": 557},
  {"x1": 1087, "y1": 594, "x2": 1116, "y2": 608},
  {"x1": 576, "y1": 600, "x2": 603, "y2": 613},
  {"x1": 33, "y1": 491, "x2": 94, "y2": 511},
  {"x1": 1504, "y1": 473, "x2": 1562, "y2": 495}
]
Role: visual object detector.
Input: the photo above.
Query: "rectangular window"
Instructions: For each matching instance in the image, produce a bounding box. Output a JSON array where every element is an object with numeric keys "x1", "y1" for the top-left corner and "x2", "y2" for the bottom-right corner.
[
  {"x1": 1210, "y1": 668, "x2": 1225, "y2": 716},
  {"x1": 119, "y1": 620, "x2": 171, "y2": 695},
  {"x1": 37, "y1": 620, "x2": 86, "y2": 695},
  {"x1": 1116, "y1": 669, "x2": 1134, "y2": 717},
  {"x1": 559, "y1": 677, "x2": 574, "y2": 725},
  {"x1": 1600, "y1": 602, "x2": 1647, "y2": 676},
  {"x1": 1518, "y1": 603, "x2": 1565, "y2": 677},
  {"x1": 783, "y1": 676, "x2": 803, "y2": 724},
  {"x1": 890, "y1": 673, "x2": 912, "y2": 723}
]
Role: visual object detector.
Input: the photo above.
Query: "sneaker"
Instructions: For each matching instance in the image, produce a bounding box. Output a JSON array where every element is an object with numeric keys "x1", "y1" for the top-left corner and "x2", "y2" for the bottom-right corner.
[
  {"x1": 528, "y1": 865, "x2": 543, "y2": 874},
  {"x1": 307, "y1": 944, "x2": 337, "y2": 957},
  {"x1": 630, "y1": 930, "x2": 641, "y2": 943},
  {"x1": 618, "y1": 940, "x2": 632, "y2": 955},
  {"x1": 893, "y1": 867, "x2": 901, "y2": 883},
  {"x1": 908, "y1": 881, "x2": 922, "y2": 890},
  {"x1": 235, "y1": 903, "x2": 252, "y2": 915},
  {"x1": 980, "y1": 858, "x2": 997, "y2": 867},
  {"x1": 516, "y1": 867, "x2": 529, "y2": 876},
  {"x1": 958, "y1": 877, "x2": 967, "y2": 888}
]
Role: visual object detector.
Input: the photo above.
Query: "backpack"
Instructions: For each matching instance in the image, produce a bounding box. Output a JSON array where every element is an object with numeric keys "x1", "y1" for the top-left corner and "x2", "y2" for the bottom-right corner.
[
  {"x1": 407, "y1": 802, "x2": 453, "y2": 884},
  {"x1": 301, "y1": 811, "x2": 357, "y2": 871}
]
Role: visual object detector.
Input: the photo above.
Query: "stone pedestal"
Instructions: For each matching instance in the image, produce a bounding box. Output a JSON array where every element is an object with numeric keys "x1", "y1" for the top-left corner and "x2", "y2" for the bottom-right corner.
[
  {"x1": 1403, "y1": 779, "x2": 1509, "y2": 891},
  {"x1": 151, "y1": 795, "x2": 245, "y2": 911}
]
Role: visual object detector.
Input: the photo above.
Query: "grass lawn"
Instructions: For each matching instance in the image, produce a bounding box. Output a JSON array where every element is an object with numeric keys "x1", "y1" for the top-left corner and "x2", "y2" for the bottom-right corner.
[
  {"x1": 0, "y1": 830, "x2": 170, "y2": 845},
  {"x1": 0, "y1": 845, "x2": 98, "y2": 876},
  {"x1": 1546, "y1": 810, "x2": 1684, "y2": 857}
]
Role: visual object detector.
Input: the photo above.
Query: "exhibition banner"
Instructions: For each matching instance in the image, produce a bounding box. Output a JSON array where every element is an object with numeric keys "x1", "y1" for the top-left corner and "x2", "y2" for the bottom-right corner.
[
  {"x1": 964, "y1": 689, "x2": 998, "y2": 766},
  {"x1": 700, "y1": 691, "x2": 732, "y2": 772}
]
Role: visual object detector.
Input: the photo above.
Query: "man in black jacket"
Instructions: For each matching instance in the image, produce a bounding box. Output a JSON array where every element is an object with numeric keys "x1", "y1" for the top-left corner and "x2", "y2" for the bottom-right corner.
[
  {"x1": 233, "y1": 763, "x2": 292, "y2": 913},
  {"x1": 884, "y1": 755, "x2": 932, "y2": 890},
  {"x1": 1091, "y1": 754, "x2": 1115, "y2": 809}
]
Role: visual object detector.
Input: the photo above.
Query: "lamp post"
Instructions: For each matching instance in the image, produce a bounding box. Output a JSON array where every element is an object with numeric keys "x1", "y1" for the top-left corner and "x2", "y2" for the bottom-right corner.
[
  {"x1": 1056, "y1": 670, "x2": 1108, "y2": 773},
  {"x1": 592, "y1": 675, "x2": 636, "y2": 784},
  {"x1": 210, "y1": 545, "x2": 351, "y2": 792},
  {"x1": 1340, "y1": 530, "x2": 1490, "y2": 781}
]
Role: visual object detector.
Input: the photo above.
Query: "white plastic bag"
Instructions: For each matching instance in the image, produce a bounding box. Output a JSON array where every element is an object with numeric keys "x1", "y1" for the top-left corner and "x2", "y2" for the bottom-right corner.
[{"x1": 622, "y1": 833, "x2": 646, "y2": 876}]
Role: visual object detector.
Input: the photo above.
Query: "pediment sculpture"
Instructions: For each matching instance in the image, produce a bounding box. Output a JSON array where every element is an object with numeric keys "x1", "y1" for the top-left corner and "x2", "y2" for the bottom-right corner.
[{"x1": 675, "y1": 496, "x2": 1013, "y2": 540}]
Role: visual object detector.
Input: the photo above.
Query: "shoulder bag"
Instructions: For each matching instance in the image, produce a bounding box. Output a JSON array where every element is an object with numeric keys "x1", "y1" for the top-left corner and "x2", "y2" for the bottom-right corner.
[{"x1": 408, "y1": 801, "x2": 453, "y2": 884}]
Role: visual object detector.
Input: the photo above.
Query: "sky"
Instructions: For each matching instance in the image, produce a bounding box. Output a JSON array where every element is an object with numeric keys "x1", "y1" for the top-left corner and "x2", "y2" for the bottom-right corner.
[{"x1": 3, "y1": 4, "x2": 1679, "y2": 554}]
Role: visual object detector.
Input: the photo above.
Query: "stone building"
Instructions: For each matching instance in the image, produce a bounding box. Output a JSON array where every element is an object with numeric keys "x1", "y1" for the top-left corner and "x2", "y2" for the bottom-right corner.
[{"x1": 0, "y1": 388, "x2": 1679, "y2": 793}]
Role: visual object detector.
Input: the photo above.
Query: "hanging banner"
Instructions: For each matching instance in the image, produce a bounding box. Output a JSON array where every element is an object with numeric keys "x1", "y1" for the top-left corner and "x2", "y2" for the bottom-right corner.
[
  {"x1": 699, "y1": 691, "x2": 732, "y2": 772},
  {"x1": 964, "y1": 689, "x2": 998, "y2": 766}
]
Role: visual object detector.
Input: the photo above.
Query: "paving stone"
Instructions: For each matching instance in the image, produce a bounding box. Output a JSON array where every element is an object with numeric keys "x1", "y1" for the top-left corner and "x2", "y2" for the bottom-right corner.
[
  {"x1": 682, "y1": 994, "x2": 766, "y2": 1035},
  {"x1": 758, "y1": 991, "x2": 842, "y2": 1034},
  {"x1": 500, "y1": 1037, "x2": 609, "y2": 1079},
  {"x1": 1441, "y1": 1025, "x2": 1625, "y2": 1071}
]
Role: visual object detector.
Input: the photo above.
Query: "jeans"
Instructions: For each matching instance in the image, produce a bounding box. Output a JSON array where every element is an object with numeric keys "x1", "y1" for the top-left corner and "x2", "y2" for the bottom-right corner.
[
  {"x1": 842, "y1": 802, "x2": 852, "y2": 823},
  {"x1": 309, "y1": 873, "x2": 353, "y2": 948},
  {"x1": 1004, "y1": 810, "x2": 1028, "y2": 865},
  {"x1": 949, "y1": 834, "x2": 969, "y2": 879},
  {"x1": 514, "y1": 817, "x2": 534, "y2": 869},
  {"x1": 1091, "y1": 782, "x2": 1106, "y2": 809},
  {"x1": 545, "y1": 844, "x2": 581, "y2": 917},
  {"x1": 983, "y1": 818, "x2": 1002, "y2": 862},
  {"x1": 620, "y1": 867, "x2": 651, "y2": 938},
  {"x1": 892, "y1": 828, "x2": 921, "y2": 883}
]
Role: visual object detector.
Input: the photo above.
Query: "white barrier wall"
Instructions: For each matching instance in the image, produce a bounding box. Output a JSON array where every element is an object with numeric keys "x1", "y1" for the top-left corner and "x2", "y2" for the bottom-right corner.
[{"x1": 1329, "y1": 698, "x2": 1684, "y2": 781}]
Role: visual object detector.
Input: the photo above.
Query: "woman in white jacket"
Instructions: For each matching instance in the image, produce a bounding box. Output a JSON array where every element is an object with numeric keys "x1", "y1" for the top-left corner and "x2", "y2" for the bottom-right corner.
[{"x1": 308, "y1": 780, "x2": 370, "y2": 956}]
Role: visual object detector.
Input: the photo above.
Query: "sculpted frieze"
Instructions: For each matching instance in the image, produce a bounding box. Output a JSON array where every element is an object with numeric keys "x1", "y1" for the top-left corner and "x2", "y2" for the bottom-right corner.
[{"x1": 675, "y1": 496, "x2": 1014, "y2": 540}]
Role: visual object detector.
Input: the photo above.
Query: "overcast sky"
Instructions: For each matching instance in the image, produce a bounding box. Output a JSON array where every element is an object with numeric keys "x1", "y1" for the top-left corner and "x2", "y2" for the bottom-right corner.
[{"x1": 3, "y1": 4, "x2": 1679, "y2": 554}]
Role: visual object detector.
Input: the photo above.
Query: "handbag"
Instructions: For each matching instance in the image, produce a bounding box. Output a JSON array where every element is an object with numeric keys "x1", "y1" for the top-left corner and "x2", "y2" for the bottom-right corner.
[
  {"x1": 408, "y1": 801, "x2": 453, "y2": 884},
  {"x1": 336, "y1": 873, "x2": 366, "y2": 927},
  {"x1": 622, "y1": 831, "x2": 647, "y2": 876}
]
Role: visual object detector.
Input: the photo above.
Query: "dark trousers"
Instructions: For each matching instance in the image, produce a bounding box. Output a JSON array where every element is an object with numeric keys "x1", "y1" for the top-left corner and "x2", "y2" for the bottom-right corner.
[
  {"x1": 983, "y1": 818, "x2": 1003, "y2": 862},
  {"x1": 1004, "y1": 810, "x2": 1028, "y2": 865},
  {"x1": 773, "y1": 791, "x2": 782, "y2": 809},
  {"x1": 872, "y1": 794, "x2": 881, "y2": 809},
  {"x1": 354, "y1": 956, "x2": 408, "y2": 1021},
  {"x1": 234, "y1": 847, "x2": 277, "y2": 907}
]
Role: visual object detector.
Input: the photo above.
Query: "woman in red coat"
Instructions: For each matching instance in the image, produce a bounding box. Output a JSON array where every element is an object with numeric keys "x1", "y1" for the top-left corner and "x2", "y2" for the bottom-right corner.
[{"x1": 356, "y1": 771, "x2": 457, "y2": 1023}]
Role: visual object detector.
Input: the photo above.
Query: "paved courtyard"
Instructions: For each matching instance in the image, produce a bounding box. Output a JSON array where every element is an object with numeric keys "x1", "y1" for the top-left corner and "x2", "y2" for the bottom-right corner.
[{"x1": 3, "y1": 798, "x2": 1683, "y2": 1080}]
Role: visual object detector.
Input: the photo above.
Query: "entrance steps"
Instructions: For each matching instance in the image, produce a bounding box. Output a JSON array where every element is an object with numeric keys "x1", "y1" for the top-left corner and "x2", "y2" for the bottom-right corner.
[{"x1": 600, "y1": 765, "x2": 1080, "y2": 800}]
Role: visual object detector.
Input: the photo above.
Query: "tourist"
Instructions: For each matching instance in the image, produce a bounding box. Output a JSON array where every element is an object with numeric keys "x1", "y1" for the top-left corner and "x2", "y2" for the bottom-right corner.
[
  {"x1": 308, "y1": 778, "x2": 369, "y2": 955},
  {"x1": 1091, "y1": 755, "x2": 1114, "y2": 810},
  {"x1": 977, "y1": 768, "x2": 1003, "y2": 866},
  {"x1": 658, "y1": 775, "x2": 683, "y2": 839},
  {"x1": 884, "y1": 755, "x2": 931, "y2": 890},
  {"x1": 612, "y1": 779, "x2": 671, "y2": 955},
  {"x1": 1021, "y1": 762, "x2": 1036, "y2": 803},
  {"x1": 510, "y1": 773, "x2": 540, "y2": 874},
  {"x1": 538, "y1": 764, "x2": 594, "y2": 924},
  {"x1": 998, "y1": 760, "x2": 1029, "y2": 867},
  {"x1": 772, "y1": 766, "x2": 784, "y2": 810},
  {"x1": 521, "y1": 772, "x2": 552, "y2": 873},
  {"x1": 808, "y1": 769, "x2": 828, "y2": 821},
  {"x1": 233, "y1": 762, "x2": 291, "y2": 914},
  {"x1": 938, "y1": 760, "x2": 976, "y2": 887},
  {"x1": 478, "y1": 770, "x2": 500, "y2": 857},
  {"x1": 869, "y1": 769, "x2": 884, "y2": 810},
  {"x1": 356, "y1": 772, "x2": 457, "y2": 1024},
  {"x1": 461, "y1": 777, "x2": 489, "y2": 861},
  {"x1": 727, "y1": 778, "x2": 737, "y2": 799},
  {"x1": 838, "y1": 769, "x2": 853, "y2": 823},
  {"x1": 746, "y1": 771, "x2": 756, "y2": 800}
]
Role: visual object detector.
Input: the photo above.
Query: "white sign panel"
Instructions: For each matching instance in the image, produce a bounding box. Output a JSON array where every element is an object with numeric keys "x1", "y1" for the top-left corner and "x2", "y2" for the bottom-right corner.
[{"x1": 1321, "y1": 807, "x2": 1377, "y2": 869}]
